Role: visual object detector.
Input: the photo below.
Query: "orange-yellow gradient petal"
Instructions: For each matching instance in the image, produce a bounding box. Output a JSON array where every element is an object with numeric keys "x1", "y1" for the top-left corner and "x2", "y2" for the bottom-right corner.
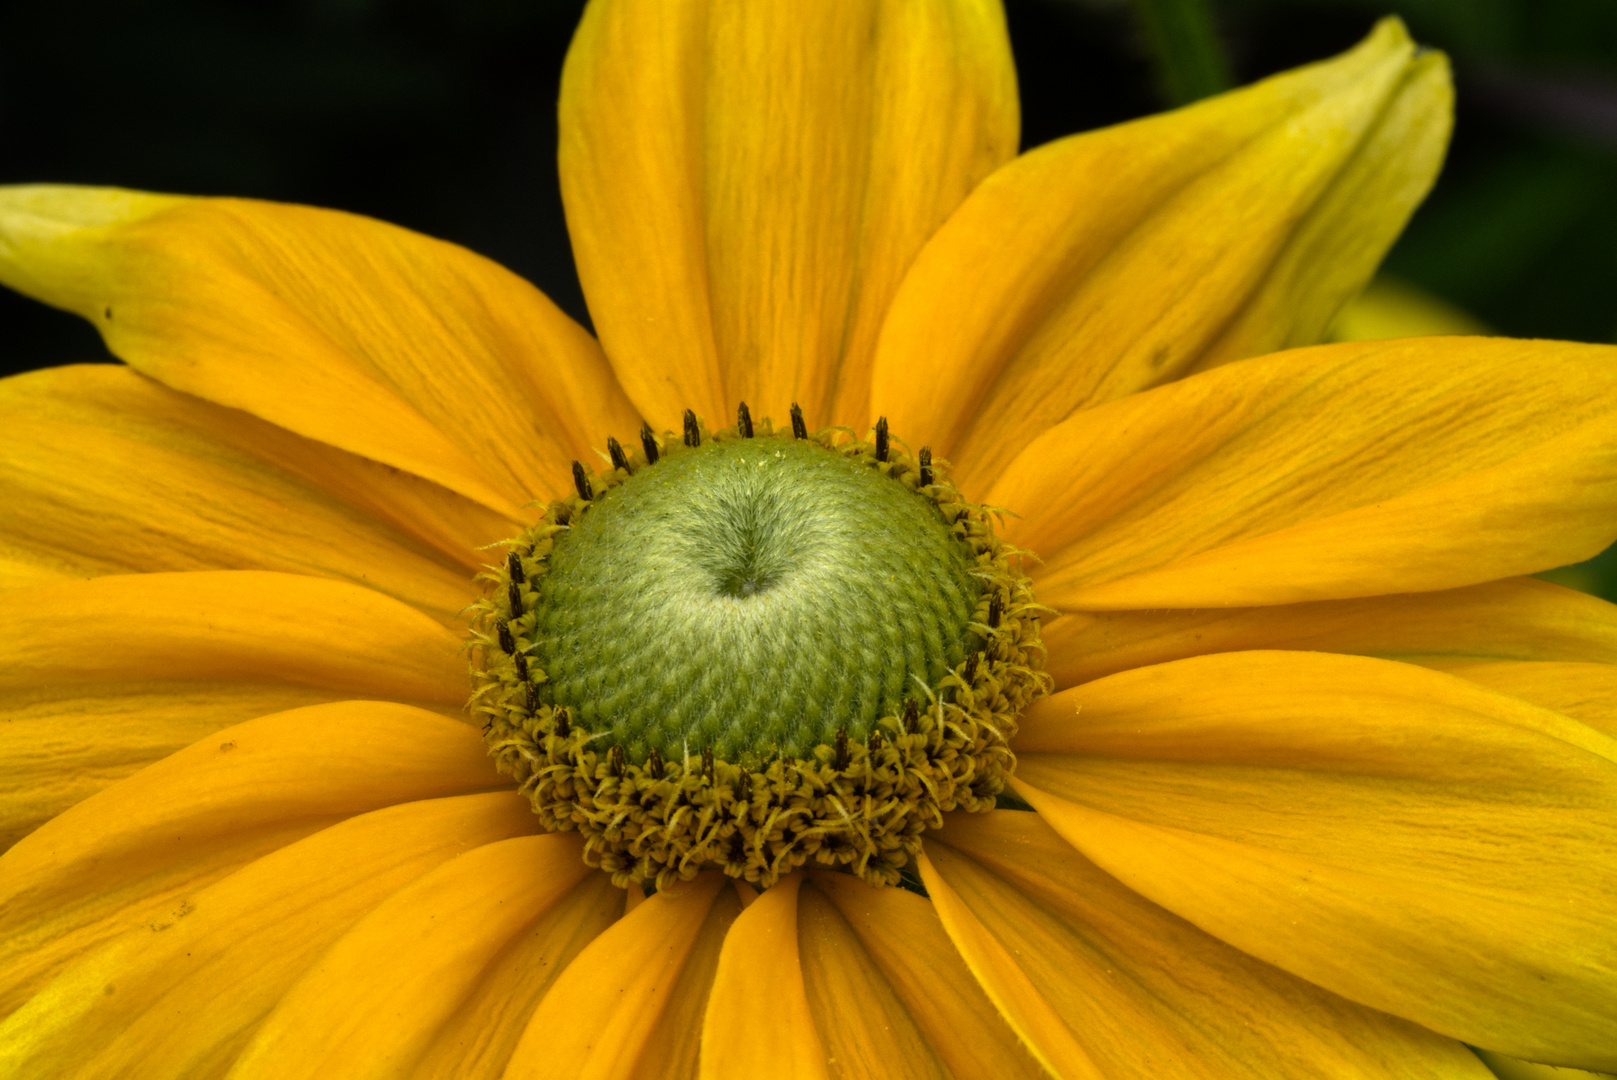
[
  {"x1": 227, "y1": 834, "x2": 593, "y2": 1080},
  {"x1": 1041, "y1": 576, "x2": 1617, "y2": 688},
  {"x1": 873, "y1": 17, "x2": 1449, "y2": 493},
  {"x1": 0, "y1": 185, "x2": 640, "y2": 513},
  {"x1": 505, "y1": 872, "x2": 737, "y2": 1080},
  {"x1": 1012, "y1": 651, "x2": 1617, "y2": 1070},
  {"x1": 701, "y1": 873, "x2": 827, "y2": 1080},
  {"x1": 923, "y1": 811, "x2": 1491, "y2": 1079},
  {"x1": 804, "y1": 872, "x2": 1046, "y2": 1080},
  {"x1": 0, "y1": 365, "x2": 511, "y2": 619},
  {"x1": 559, "y1": 0, "x2": 1017, "y2": 430},
  {"x1": 411, "y1": 872, "x2": 624, "y2": 1080},
  {"x1": 0, "y1": 701, "x2": 499, "y2": 1017},
  {"x1": 917, "y1": 851, "x2": 1103, "y2": 1080},
  {"x1": 0, "y1": 791, "x2": 537, "y2": 1078},
  {"x1": 994, "y1": 337, "x2": 1617, "y2": 610},
  {"x1": 0, "y1": 571, "x2": 465, "y2": 847}
]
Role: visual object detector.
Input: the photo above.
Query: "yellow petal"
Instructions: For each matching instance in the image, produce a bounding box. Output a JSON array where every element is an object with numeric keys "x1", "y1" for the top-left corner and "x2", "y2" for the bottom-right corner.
[
  {"x1": 0, "y1": 791, "x2": 537, "y2": 1079},
  {"x1": 0, "y1": 365, "x2": 509, "y2": 622},
  {"x1": 700, "y1": 872, "x2": 828, "y2": 1080},
  {"x1": 1012, "y1": 650, "x2": 1617, "y2": 1070},
  {"x1": 1041, "y1": 576, "x2": 1617, "y2": 689},
  {"x1": 228, "y1": 834, "x2": 593, "y2": 1079},
  {"x1": 805, "y1": 872, "x2": 1045, "y2": 1080},
  {"x1": 411, "y1": 873, "x2": 624, "y2": 1080},
  {"x1": 0, "y1": 185, "x2": 641, "y2": 513},
  {"x1": 992, "y1": 337, "x2": 1617, "y2": 610},
  {"x1": 559, "y1": 0, "x2": 1017, "y2": 430},
  {"x1": 916, "y1": 851, "x2": 1103, "y2": 1080},
  {"x1": 0, "y1": 701, "x2": 497, "y2": 1018},
  {"x1": 926, "y1": 811, "x2": 1492, "y2": 1079},
  {"x1": 0, "y1": 571, "x2": 465, "y2": 847},
  {"x1": 504, "y1": 872, "x2": 735, "y2": 1080},
  {"x1": 872, "y1": 18, "x2": 1449, "y2": 494},
  {"x1": 1421, "y1": 660, "x2": 1617, "y2": 737}
]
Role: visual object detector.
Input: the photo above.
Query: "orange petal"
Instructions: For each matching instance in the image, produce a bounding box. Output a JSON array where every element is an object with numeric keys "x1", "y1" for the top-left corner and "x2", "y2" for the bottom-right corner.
[
  {"x1": 806, "y1": 871, "x2": 1045, "y2": 1080},
  {"x1": 1041, "y1": 576, "x2": 1617, "y2": 689},
  {"x1": 700, "y1": 873, "x2": 828, "y2": 1080},
  {"x1": 227, "y1": 834, "x2": 594, "y2": 1079},
  {"x1": 0, "y1": 571, "x2": 465, "y2": 847},
  {"x1": 559, "y1": 0, "x2": 1017, "y2": 430},
  {"x1": 0, "y1": 700, "x2": 497, "y2": 1018},
  {"x1": 0, "y1": 791, "x2": 537, "y2": 1078},
  {"x1": 992, "y1": 337, "x2": 1617, "y2": 609},
  {"x1": 0, "y1": 185, "x2": 641, "y2": 513},
  {"x1": 411, "y1": 872, "x2": 624, "y2": 1080},
  {"x1": 504, "y1": 872, "x2": 735, "y2": 1080},
  {"x1": 0, "y1": 365, "x2": 510, "y2": 622},
  {"x1": 873, "y1": 18, "x2": 1449, "y2": 493},
  {"x1": 926, "y1": 811, "x2": 1492, "y2": 1079},
  {"x1": 1012, "y1": 650, "x2": 1617, "y2": 1070}
]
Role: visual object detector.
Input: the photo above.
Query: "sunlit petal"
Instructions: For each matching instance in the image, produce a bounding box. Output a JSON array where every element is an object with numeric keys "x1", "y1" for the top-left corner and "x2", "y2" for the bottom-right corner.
[
  {"x1": 1041, "y1": 576, "x2": 1617, "y2": 689},
  {"x1": 559, "y1": 0, "x2": 1017, "y2": 429},
  {"x1": 0, "y1": 571, "x2": 465, "y2": 847},
  {"x1": 1014, "y1": 650, "x2": 1617, "y2": 1070},
  {"x1": 925, "y1": 811, "x2": 1492, "y2": 1079},
  {"x1": 0, "y1": 185, "x2": 639, "y2": 513},
  {"x1": 0, "y1": 792, "x2": 537, "y2": 1078},
  {"x1": 0, "y1": 365, "x2": 510, "y2": 622},
  {"x1": 995, "y1": 337, "x2": 1617, "y2": 609},
  {"x1": 874, "y1": 18, "x2": 1448, "y2": 493}
]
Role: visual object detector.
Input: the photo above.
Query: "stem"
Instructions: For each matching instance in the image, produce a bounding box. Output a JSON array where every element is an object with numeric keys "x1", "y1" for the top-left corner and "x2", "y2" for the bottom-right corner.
[{"x1": 1129, "y1": 0, "x2": 1232, "y2": 105}]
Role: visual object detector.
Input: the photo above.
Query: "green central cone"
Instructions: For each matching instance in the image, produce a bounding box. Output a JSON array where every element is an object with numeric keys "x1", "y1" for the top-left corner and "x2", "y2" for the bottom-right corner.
[{"x1": 531, "y1": 437, "x2": 980, "y2": 763}]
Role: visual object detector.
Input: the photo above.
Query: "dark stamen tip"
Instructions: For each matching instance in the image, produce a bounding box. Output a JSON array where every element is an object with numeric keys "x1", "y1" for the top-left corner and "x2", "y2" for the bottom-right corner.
[
  {"x1": 513, "y1": 652, "x2": 529, "y2": 681},
  {"x1": 989, "y1": 592, "x2": 1003, "y2": 629},
  {"x1": 572, "y1": 460, "x2": 593, "y2": 501},
  {"x1": 790, "y1": 403, "x2": 807, "y2": 440},
  {"x1": 610, "y1": 745, "x2": 626, "y2": 778},
  {"x1": 524, "y1": 682, "x2": 541, "y2": 716},
  {"x1": 506, "y1": 549, "x2": 525, "y2": 585},
  {"x1": 640, "y1": 422, "x2": 661, "y2": 465},
  {"x1": 902, "y1": 699, "x2": 920, "y2": 734},
  {"x1": 875, "y1": 416, "x2": 890, "y2": 462},
  {"x1": 647, "y1": 747, "x2": 664, "y2": 779},
  {"x1": 497, "y1": 622, "x2": 516, "y2": 655},
  {"x1": 607, "y1": 436, "x2": 630, "y2": 473},
  {"x1": 737, "y1": 401, "x2": 754, "y2": 438},
  {"x1": 834, "y1": 726, "x2": 850, "y2": 770},
  {"x1": 554, "y1": 707, "x2": 571, "y2": 737},
  {"x1": 507, "y1": 580, "x2": 524, "y2": 617},
  {"x1": 919, "y1": 446, "x2": 933, "y2": 487},
  {"x1": 683, "y1": 409, "x2": 701, "y2": 448}
]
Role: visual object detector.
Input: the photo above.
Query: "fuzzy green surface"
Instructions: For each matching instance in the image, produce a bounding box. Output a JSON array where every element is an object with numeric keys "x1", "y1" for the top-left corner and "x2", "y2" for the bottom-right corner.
[{"x1": 530, "y1": 438, "x2": 980, "y2": 761}]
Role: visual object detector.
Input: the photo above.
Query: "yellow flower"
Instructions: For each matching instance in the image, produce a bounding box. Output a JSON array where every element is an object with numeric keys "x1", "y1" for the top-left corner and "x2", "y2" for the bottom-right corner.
[{"x1": 1, "y1": 2, "x2": 1615, "y2": 1078}]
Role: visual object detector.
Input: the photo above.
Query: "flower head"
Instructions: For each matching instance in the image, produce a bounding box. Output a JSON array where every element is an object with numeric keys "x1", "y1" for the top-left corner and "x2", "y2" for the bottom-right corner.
[{"x1": 1, "y1": 4, "x2": 1615, "y2": 1079}]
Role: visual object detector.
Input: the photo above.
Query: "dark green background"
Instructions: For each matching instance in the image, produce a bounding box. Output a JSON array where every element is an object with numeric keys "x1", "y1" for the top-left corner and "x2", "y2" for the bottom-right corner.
[{"x1": 2, "y1": 0, "x2": 1612, "y2": 597}]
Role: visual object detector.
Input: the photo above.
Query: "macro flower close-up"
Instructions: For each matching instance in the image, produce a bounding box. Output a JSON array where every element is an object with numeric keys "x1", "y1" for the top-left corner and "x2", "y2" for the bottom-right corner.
[{"x1": 1, "y1": 0, "x2": 1615, "y2": 1077}]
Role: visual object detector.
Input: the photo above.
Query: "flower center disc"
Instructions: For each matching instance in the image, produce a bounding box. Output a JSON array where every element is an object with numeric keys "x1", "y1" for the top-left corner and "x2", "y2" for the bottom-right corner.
[
  {"x1": 470, "y1": 410, "x2": 1047, "y2": 891},
  {"x1": 540, "y1": 436, "x2": 976, "y2": 761}
]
